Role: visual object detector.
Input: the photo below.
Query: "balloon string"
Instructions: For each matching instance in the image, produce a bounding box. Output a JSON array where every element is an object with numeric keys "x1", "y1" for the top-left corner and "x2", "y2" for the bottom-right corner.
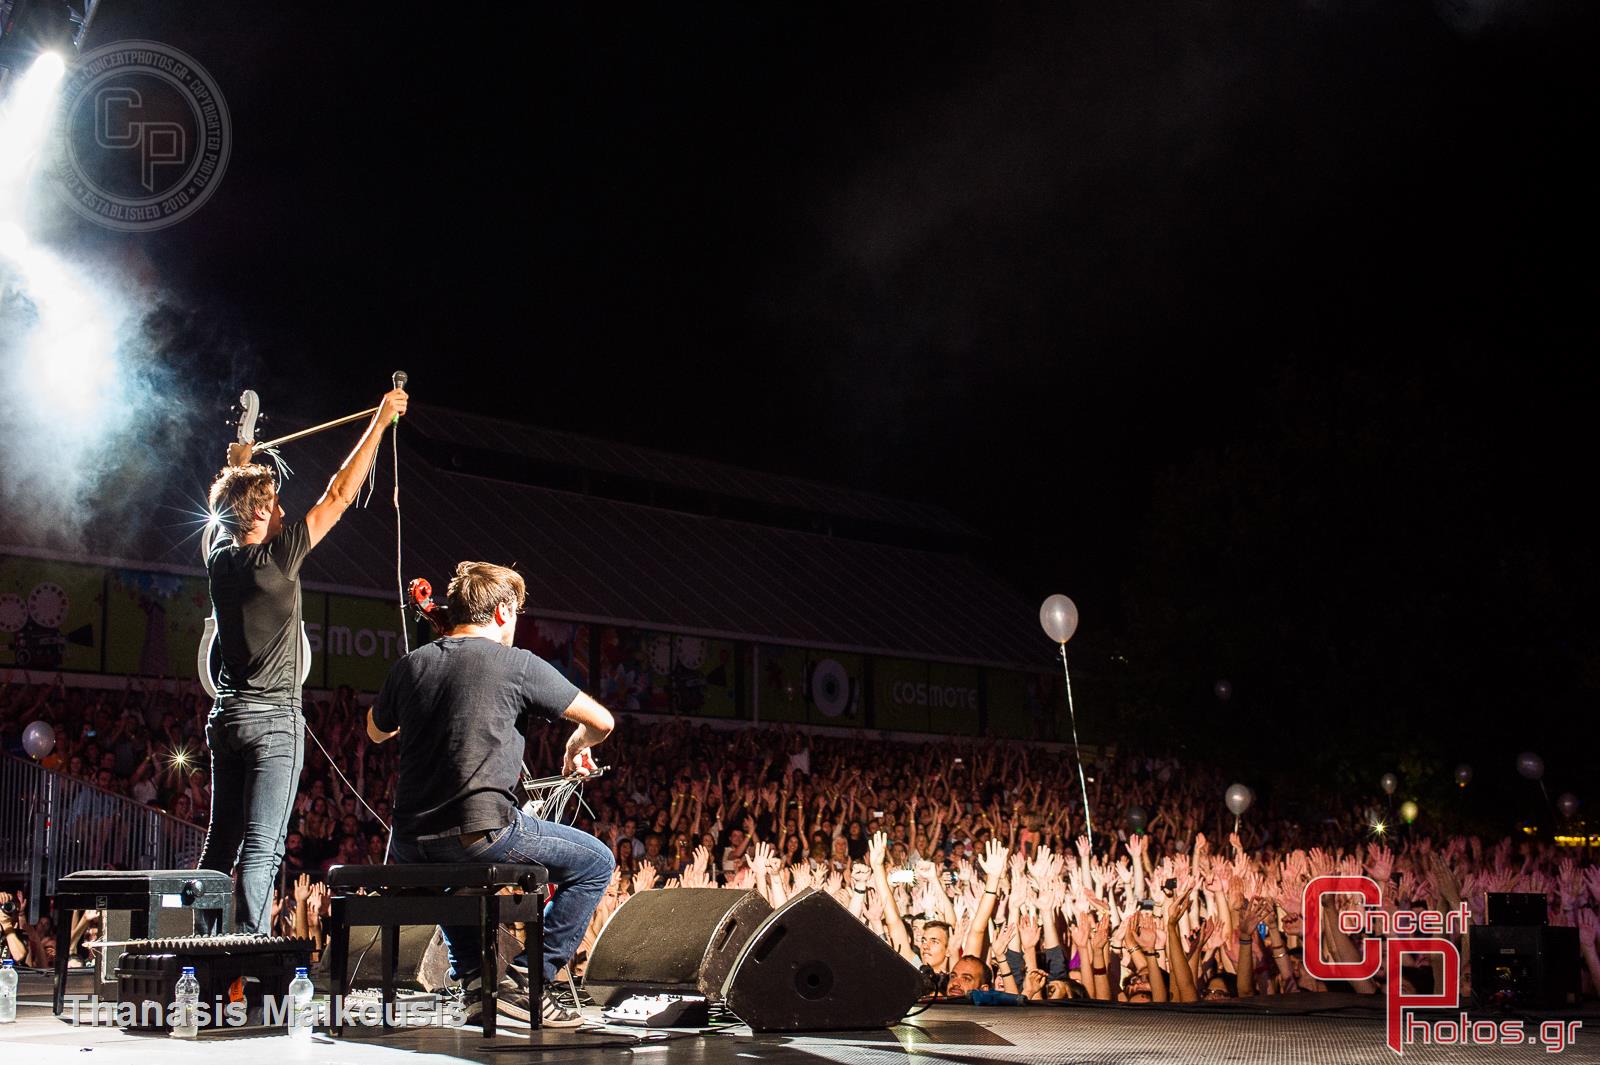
[{"x1": 1060, "y1": 644, "x2": 1093, "y2": 852}]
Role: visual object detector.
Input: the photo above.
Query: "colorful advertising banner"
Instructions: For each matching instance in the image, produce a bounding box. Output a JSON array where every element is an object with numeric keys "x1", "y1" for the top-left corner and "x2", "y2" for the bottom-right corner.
[
  {"x1": 0, "y1": 556, "x2": 104, "y2": 672},
  {"x1": 758, "y1": 645, "x2": 863, "y2": 727},
  {"x1": 104, "y1": 569, "x2": 210, "y2": 679},
  {"x1": 319, "y1": 593, "x2": 407, "y2": 691},
  {"x1": 517, "y1": 618, "x2": 591, "y2": 692},
  {"x1": 2, "y1": 554, "x2": 1053, "y2": 739},
  {"x1": 985, "y1": 668, "x2": 1063, "y2": 740},
  {"x1": 599, "y1": 626, "x2": 739, "y2": 717}
]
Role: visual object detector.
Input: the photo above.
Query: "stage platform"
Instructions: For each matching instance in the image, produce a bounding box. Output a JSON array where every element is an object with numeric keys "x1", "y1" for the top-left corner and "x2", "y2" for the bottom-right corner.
[{"x1": 5, "y1": 971, "x2": 1599, "y2": 1064}]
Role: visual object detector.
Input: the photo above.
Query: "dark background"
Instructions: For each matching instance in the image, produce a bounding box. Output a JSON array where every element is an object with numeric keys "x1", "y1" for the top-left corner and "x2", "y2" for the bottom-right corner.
[{"x1": 36, "y1": 2, "x2": 1600, "y2": 814}]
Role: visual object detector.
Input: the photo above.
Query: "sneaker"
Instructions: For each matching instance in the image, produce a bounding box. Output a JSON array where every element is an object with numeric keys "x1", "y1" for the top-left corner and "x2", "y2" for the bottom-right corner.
[
  {"x1": 460, "y1": 975, "x2": 533, "y2": 1026},
  {"x1": 538, "y1": 988, "x2": 585, "y2": 1030}
]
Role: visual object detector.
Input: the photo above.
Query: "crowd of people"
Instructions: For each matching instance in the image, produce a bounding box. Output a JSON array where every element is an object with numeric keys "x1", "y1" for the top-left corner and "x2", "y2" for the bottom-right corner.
[{"x1": 5, "y1": 672, "x2": 1600, "y2": 1005}]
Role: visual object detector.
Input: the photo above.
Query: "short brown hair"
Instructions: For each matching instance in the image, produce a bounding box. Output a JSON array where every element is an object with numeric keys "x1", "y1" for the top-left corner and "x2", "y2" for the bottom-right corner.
[
  {"x1": 445, "y1": 561, "x2": 526, "y2": 625},
  {"x1": 207, "y1": 464, "x2": 276, "y2": 538}
]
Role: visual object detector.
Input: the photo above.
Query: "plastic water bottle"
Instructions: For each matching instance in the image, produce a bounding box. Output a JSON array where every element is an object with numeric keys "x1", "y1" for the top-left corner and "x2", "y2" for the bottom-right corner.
[
  {"x1": 0, "y1": 958, "x2": 18, "y2": 1023},
  {"x1": 171, "y1": 966, "x2": 200, "y2": 1038},
  {"x1": 287, "y1": 967, "x2": 315, "y2": 1039}
]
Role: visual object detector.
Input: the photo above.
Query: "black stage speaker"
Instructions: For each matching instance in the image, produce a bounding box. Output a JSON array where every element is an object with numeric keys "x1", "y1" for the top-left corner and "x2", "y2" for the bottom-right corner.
[
  {"x1": 1471, "y1": 925, "x2": 1579, "y2": 1008},
  {"x1": 309, "y1": 924, "x2": 521, "y2": 991},
  {"x1": 585, "y1": 889, "x2": 771, "y2": 1006},
  {"x1": 1487, "y1": 892, "x2": 1547, "y2": 927},
  {"x1": 721, "y1": 888, "x2": 922, "y2": 1031}
]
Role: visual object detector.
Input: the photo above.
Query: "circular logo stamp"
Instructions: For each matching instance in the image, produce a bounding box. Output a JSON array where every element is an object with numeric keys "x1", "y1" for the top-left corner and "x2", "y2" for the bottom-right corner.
[{"x1": 45, "y1": 40, "x2": 230, "y2": 232}]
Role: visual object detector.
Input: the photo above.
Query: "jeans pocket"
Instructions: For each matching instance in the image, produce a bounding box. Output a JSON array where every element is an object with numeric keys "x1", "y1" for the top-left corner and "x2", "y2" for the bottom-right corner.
[{"x1": 463, "y1": 826, "x2": 505, "y2": 859}]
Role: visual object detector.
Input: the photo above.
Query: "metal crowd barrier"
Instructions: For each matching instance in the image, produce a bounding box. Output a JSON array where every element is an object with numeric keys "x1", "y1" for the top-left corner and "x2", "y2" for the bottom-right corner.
[{"x1": 0, "y1": 752, "x2": 204, "y2": 922}]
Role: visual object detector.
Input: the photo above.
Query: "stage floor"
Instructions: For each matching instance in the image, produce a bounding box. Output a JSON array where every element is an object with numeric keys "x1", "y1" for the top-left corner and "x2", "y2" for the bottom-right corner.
[{"x1": 6, "y1": 972, "x2": 1599, "y2": 1064}]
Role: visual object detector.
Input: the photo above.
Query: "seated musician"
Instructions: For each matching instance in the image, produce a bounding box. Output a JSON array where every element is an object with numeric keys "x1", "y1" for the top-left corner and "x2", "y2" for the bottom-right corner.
[{"x1": 367, "y1": 561, "x2": 615, "y2": 1029}]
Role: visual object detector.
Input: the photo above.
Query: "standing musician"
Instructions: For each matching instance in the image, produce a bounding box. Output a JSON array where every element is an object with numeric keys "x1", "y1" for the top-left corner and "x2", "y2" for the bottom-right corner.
[
  {"x1": 366, "y1": 562, "x2": 615, "y2": 1029},
  {"x1": 199, "y1": 387, "x2": 408, "y2": 935}
]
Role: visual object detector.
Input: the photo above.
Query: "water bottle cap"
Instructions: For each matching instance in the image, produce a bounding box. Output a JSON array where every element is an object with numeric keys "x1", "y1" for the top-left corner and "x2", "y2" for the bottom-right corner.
[
  {"x1": 182, "y1": 966, "x2": 195, "y2": 973},
  {"x1": 295, "y1": 967, "x2": 307, "y2": 975},
  {"x1": 3, "y1": 958, "x2": 13, "y2": 966}
]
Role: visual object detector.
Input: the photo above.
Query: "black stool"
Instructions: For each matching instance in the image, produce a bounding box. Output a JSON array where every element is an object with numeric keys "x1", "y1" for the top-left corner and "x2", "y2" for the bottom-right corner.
[
  {"x1": 325, "y1": 863, "x2": 548, "y2": 1037},
  {"x1": 51, "y1": 869, "x2": 233, "y2": 1016}
]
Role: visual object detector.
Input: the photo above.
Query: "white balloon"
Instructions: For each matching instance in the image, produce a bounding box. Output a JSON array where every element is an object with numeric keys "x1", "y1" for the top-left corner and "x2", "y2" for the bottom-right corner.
[
  {"x1": 22, "y1": 720, "x2": 56, "y2": 759},
  {"x1": 1225, "y1": 783, "x2": 1253, "y2": 817},
  {"x1": 1380, "y1": 772, "x2": 1398, "y2": 796},
  {"x1": 1515, "y1": 752, "x2": 1545, "y2": 781},
  {"x1": 1556, "y1": 793, "x2": 1579, "y2": 819},
  {"x1": 1039, "y1": 595, "x2": 1079, "y2": 644},
  {"x1": 1214, "y1": 680, "x2": 1232, "y2": 702}
]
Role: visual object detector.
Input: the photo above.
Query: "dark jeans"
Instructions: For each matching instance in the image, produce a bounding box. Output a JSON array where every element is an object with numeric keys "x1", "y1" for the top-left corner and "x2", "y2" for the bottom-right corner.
[
  {"x1": 197, "y1": 703, "x2": 304, "y2": 935},
  {"x1": 392, "y1": 805, "x2": 615, "y2": 984}
]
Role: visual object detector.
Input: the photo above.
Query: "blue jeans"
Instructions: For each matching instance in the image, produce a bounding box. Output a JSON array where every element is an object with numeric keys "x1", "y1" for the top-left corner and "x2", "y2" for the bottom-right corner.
[
  {"x1": 391, "y1": 805, "x2": 614, "y2": 984},
  {"x1": 197, "y1": 703, "x2": 304, "y2": 936}
]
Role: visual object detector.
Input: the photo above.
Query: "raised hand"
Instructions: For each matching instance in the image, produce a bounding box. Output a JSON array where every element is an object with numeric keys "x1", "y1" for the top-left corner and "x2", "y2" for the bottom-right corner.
[
  {"x1": 851, "y1": 863, "x2": 872, "y2": 893},
  {"x1": 989, "y1": 921, "x2": 1017, "y2": 965},
  {"x1": 868, "y1": 830, "x2": 889, "y2": 870},
  {"x1": 1584, "y1": 867, "x2": 1600, "y2": 908},
  {"x1": 751, "y1": 840, "x2": 778, "y2": 878},
  {"x1": 1367, "y1": 844, "x2": 1395, "y2": 885},
  {"x1": 293, "y1": 873, "x2": 312, "y2": 904},
  {"x1": 1089, "y1": 913, "x2": 1110, "y2": 951},
  {"x1": 977, "y1": 839, "x2": 1007, "y2": 882},
  {"x1": 636, "y1": 861, "x2": 660, "y2": 891},
  {"x1": 1018, "y1": 912, "x2": 1043, "y2": 952},
  {"x1": 1022, "y1": 968, "x2": 1047, "y2": 998},
  {"x1": 1130, "y1": 911, "x2": 1158, "y2": 952},
  {"x1": 1027, "y1": 843, "x2": 1056, "y2": 884}
]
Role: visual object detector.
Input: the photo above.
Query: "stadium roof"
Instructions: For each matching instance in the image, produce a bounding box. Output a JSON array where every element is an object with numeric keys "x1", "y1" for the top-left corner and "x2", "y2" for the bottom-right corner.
[{"x1": 1, "y1": 408, "x2": 1048, "y2": 670}]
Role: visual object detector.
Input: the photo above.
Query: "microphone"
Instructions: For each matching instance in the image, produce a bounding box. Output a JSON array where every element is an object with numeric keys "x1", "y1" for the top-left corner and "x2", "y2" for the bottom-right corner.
[{"x1": 393, "y1": 370, "x2": 408, "y2": 390}]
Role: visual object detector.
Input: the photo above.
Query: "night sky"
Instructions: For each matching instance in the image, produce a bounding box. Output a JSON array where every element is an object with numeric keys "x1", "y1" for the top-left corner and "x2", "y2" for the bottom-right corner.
[{"x1": 24, "y1": 2, "x2": 1600, "y2": 797}]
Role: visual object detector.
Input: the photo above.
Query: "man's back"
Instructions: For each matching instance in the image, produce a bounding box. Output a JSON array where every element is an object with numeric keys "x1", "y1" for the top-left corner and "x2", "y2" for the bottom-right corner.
[
  {"x1": 207, "y1": 520, "x2": 312, "y2": 704},
  {"x1": 375, "y1": 637, "x2": 577, "y2": 840}
]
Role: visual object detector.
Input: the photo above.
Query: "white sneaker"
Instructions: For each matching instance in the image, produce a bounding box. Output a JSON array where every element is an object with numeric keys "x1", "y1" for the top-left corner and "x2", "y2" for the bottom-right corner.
[{"x1": 539, "y1": 988, "x2": 585, "y2": 1029}]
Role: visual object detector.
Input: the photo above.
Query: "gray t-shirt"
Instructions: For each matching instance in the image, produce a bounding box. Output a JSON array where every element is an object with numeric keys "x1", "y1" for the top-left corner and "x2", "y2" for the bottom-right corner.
[{"x1": 373, "y1": 636, "x2": 579, "y2": 839}]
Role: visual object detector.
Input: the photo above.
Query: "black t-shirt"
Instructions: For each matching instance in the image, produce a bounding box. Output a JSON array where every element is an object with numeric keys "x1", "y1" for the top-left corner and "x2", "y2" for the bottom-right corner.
[
  {"x1": 207, "y1": 521, "x2": 313, "y2": 706},
  {"x1": 373, "y1": 637, "x2": 579, "y2": 839}
]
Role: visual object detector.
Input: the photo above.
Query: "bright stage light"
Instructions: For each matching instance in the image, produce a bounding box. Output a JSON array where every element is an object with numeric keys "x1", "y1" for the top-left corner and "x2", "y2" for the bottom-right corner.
[
  {"x1": 0, "y1": 51, "x2": 68, "y2": 192},
  {"x1": 0, "y1": 219, "x2": 25, "y2": 257},
  {"x1": 0, "y1": 227, "x2": 120, "y2": 421},
  {"x1": 32, "y1": 51, "x2": 66, "y2": 82}
]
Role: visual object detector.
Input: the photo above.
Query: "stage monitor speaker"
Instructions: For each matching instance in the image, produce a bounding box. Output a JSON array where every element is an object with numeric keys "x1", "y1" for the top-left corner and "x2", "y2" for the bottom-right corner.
[
  {"x1": 721, "y1": 887, "x2": 922, "y2": 1031},
  {"x1": 309, "y1": 924, "x2": 518, "y2": 991},
  {"x1": 585, "y1": 888, "x2": 771, "y2": 1006},
  {"x1": 1487, "y1": 892, "x2": 1547, "y2": 926},
  {"x1": 1471, "y1": 925, "x2": 1579, "y2": 1008}
]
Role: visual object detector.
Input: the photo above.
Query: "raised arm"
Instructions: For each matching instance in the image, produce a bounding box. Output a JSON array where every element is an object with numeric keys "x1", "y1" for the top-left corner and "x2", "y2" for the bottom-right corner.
[{"x1": 304, "y1": 388, "x2": 408, "y2": 548}]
